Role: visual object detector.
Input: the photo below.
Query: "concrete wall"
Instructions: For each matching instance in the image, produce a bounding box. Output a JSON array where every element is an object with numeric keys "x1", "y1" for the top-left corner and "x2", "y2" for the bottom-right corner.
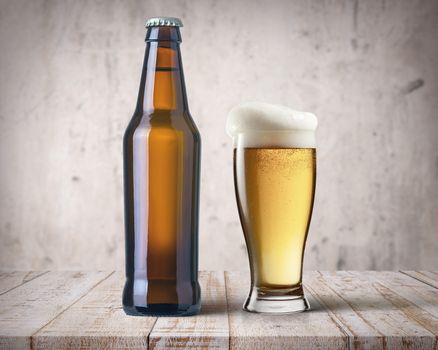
[{"x1": 1, "y1": 0, "x2": 437, "y2": 271}]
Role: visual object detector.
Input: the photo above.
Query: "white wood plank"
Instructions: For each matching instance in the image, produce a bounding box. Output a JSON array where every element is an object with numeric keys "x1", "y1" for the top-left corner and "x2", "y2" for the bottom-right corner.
[
  {"x1": 149, "y1": 271, "x2": 229, "y2": 349},
  {"x1": 0, "y1": 271, "x2": 110, "y2": 350},
  {"x1": 305, "y1": 272, "x2": 382, "y2": 349},
  {"x1": 2, "y1": 271, "x2": 437, "y2": 349},
  {"x1": 225, "y1": 271, "x2": 348, "y2": 350},
  {"x1": 314, "y1": 271, "x2": 437, "y2": 349},
  {"x1": 363, "y1": 271, "x2": 438, "y2": 333},
  {"x1": 402, "y1": 271, "x2": 438, "y2": 289},
  {"x1": 0, "y1": 271, "x2": 47, "y2": 295},
  {"x1": 33, "y1": 271, "x2": 155, "y2": 350}
]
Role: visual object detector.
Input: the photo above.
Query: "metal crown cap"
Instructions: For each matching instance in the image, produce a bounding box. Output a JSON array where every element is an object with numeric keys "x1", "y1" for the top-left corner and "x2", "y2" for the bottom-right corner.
[{"x1": 145, "y1": 17, "x2": 183, "y2": 28}]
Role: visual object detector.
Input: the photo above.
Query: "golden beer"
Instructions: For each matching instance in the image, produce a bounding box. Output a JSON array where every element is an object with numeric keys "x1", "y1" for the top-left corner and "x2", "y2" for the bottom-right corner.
[
  {"x1": 234, "y1": 148, "x2": 316, "y2": 290},
  {"x1": 227, "y1": 102, "x2": 318, "y2": 314}
]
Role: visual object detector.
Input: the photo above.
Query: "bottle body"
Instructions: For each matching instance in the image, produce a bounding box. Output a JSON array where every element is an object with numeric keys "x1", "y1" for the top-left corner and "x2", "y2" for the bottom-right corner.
[{"x1": 123, "y1": 23, "x2": 201, "y2": 316}]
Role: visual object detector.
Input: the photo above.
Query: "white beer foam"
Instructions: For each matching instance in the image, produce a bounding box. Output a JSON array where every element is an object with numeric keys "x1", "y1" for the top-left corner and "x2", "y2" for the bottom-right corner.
[{"x1": 226, "y1": 102, "x2": 317, "y2": 148}]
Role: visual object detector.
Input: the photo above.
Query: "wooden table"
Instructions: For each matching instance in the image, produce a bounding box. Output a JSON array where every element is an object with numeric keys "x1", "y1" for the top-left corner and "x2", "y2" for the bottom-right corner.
[{"x1": 0, "y1": 271, "x2": 437, "y2": 349}]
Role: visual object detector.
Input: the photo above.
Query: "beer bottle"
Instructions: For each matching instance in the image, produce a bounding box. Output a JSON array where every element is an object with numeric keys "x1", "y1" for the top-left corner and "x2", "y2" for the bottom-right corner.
[{"x1": 123, "y1": 17, "x2": 201, "y2": 316}]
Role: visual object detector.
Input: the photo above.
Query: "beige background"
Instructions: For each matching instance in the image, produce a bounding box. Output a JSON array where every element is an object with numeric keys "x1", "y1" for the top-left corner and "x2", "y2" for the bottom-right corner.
[{"x1": 0, "y1": 0, "x2": 437, "y2": 271}]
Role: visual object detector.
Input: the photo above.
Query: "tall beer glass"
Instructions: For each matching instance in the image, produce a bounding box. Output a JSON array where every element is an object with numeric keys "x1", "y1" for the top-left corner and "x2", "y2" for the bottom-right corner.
[{"x1": 228, "y1": 102, "x2": 317, "y2": 314}]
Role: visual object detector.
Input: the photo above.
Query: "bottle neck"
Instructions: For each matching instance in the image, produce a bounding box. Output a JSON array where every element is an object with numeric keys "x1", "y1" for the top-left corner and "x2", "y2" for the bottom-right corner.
[{"x1": 136, "y1": 27, "x2": 188, "y2": 115}]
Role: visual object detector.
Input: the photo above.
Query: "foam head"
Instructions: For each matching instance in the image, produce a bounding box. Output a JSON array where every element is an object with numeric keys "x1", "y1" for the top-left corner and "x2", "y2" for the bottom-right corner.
[{"x1": 226, "y1": 102, "x2": 318, "y2": 148}]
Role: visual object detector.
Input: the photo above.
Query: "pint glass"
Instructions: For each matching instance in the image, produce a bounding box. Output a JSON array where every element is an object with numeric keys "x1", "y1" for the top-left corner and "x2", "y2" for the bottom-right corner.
[{"x1": 230, "y1": 103, "x2": 317, "y2": 313}]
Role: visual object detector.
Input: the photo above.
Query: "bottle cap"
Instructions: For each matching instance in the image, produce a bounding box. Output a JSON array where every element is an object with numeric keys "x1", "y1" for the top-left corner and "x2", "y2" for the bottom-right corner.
[{"x1": 145, "y1": 17, "x2": 183, "y2": 28}]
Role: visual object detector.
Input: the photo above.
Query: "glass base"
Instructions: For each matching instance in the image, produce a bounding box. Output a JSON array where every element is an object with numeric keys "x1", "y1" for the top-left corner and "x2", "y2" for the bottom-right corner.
[{"x1": 243, "y1": 286, "x2": 310, "y2": 314}]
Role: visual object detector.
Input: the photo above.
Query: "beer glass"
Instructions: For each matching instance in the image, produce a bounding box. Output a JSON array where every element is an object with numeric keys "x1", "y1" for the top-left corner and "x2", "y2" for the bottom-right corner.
[{"x1": 229, "y1": 103, "x2": 317, "y2": 314}]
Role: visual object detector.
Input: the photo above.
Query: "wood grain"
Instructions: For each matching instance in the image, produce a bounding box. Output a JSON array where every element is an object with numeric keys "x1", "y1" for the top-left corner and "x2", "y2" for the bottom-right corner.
[
  {"x1": 402, "y1": 271, "x2": 438, "y2": 289},
  {"x1": 0, "y1": 271, "x2": 47, "y2": 295},
  {"x1": 366, "y1": 271, "x2": 438, "y2": 334},
  {"x1": 310, "y1": 271, "x2": 437, "y2": 349},
  {"x1": 33, "y1": 271, "x2": 155, "y2": 350},
  {"x1": 1, "y1": 271, "x2": 438, "y2": 349},
  {"x1": 225, "y1": 271, "x2": 348, "y2": 350},
  {"x1": 149, "y1": 271, "x2": 229, "y2": 349},
  {"x1": 0, "y1": 271, "x2": 110, "y2": 350}
]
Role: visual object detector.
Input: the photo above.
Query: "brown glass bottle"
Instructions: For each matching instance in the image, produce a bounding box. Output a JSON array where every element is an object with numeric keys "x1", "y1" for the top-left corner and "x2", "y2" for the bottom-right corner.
[{"x1": 123, "y1": 18, "x2": 201, "y2": 316}]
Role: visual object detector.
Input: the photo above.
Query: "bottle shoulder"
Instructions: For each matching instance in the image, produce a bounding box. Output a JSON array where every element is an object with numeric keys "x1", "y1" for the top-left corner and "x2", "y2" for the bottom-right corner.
[
  {"x1": 124, "y1": 110, "x2": 200, "y2": 142},
  {"x1": 128, "y1": 110, "x2": 198, "y2": 129}
]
